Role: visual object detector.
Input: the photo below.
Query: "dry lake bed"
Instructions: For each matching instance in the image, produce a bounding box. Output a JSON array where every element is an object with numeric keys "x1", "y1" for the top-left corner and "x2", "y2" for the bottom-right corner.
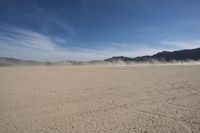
[{"x1": 0, "y1": 65, "x2": 200, "y2": 133}]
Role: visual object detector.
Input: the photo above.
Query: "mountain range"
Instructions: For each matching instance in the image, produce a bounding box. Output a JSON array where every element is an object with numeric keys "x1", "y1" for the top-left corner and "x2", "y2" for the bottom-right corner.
[
  {"x1": 0, "y1": 48, "x2": 200, "y2": 66},
  {"x1": 105, "y1": 48, "x2": 200, "y2": 63}
]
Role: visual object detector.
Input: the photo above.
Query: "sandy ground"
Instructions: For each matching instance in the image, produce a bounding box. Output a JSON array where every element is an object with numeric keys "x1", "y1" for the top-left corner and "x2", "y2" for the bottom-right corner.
[{"x1": 0, "y1": 65, "x2": 200, "y2": 133}]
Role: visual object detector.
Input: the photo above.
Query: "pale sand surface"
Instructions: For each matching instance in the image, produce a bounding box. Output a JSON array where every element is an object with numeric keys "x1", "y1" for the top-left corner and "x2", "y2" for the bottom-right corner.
[{"x1": 0, "y1": 65, "x2": 200, "y2": 133}]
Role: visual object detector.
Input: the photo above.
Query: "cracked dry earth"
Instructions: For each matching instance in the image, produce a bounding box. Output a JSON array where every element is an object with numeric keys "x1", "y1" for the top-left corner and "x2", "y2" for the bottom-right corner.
[{"x1": 0, "y1": 65, "x2": 200, "y2": 133}]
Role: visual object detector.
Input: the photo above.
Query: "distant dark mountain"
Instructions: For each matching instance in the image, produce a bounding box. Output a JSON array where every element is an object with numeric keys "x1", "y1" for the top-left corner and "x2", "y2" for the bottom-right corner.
[
  {"x1": 104, "y1": 56, "x2": 134, "y2": 62},
  {"x1": 0, "y1": 57, "x2": 40, "y2": 66},
  {"x1": 133, "y1": 48, "x2": 200, "y2": 62},
  {"x1": 105, "y1": 48, "x2": 200, "y2": 63},
  {"x1": 1, "y1": 48, "x2": 200, "y2": 66},
  {"x1": 0, "y1": 57, "x2": 105, "y2": 66},
  {"x1": 0, "y1": 57, "x2": 23, "y2": 65},
  {"x1": 0, "y1": 57, "x2": 22, "y2": 64}
]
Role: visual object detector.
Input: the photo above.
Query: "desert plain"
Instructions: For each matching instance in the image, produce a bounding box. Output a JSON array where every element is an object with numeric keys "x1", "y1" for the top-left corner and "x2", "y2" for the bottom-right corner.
[{"x1": 0, "y1": 64, "x2": 200, "y2": 133}]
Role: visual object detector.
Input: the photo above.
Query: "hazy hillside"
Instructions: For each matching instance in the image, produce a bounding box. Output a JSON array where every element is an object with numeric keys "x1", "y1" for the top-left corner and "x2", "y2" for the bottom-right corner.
[
  {"x1": 1, "y1": 48, "x2": 200, "y2": 66},
  {"x1": 0, "y1": 57, "x2": 36, "y2": 66},
  {"x1": 133, "y1": 48, "x2": 200, "y2": 62},
  {"x1": 105, "y1": 48, "x2": 200, "y2": 63}
]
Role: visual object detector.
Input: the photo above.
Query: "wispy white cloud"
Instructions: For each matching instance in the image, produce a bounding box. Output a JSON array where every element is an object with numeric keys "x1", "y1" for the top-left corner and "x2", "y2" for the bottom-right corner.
[
  {"x1": 0, "y1": 26, "x2": 57, "y2": 51},
  {"x1": 0, "y1": 26, "x2": 175, "y2": 61},
  {"x1": 0, "y1": 28, "x2": 167, "y2": 61},
  {"x1": 50, "y1": 18, "x2": 76, "y2": 36},
  {"x1": 162, "y1": 39, "x2": 200, "y2": 49},
  {"x1": 110, "y1": 42, "x2": 129, "y2": 47},
  {"x1": 15, "y1": 4, "x2": 76, "y2": 36}
]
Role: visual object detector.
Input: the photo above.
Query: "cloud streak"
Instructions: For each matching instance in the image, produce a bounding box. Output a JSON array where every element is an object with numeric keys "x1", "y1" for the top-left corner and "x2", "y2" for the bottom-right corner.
[
  {"x1": 1, "y1": 26, "x2": 199, "y2": 61},
  {"x1": 162, "y1": 40, "x2": 200, "y2": 49},
  {"x1": 0, "y1": 26, "x2": 56, "y2": 51},
  {"x1": 0, "y1": 26, "x2": 167, "y2": 61}
]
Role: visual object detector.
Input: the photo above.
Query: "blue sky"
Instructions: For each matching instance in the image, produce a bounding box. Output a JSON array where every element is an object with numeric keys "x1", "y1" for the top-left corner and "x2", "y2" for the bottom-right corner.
[{"x1": 0, "y1": 0, "x2": 200, "y2": 61}]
